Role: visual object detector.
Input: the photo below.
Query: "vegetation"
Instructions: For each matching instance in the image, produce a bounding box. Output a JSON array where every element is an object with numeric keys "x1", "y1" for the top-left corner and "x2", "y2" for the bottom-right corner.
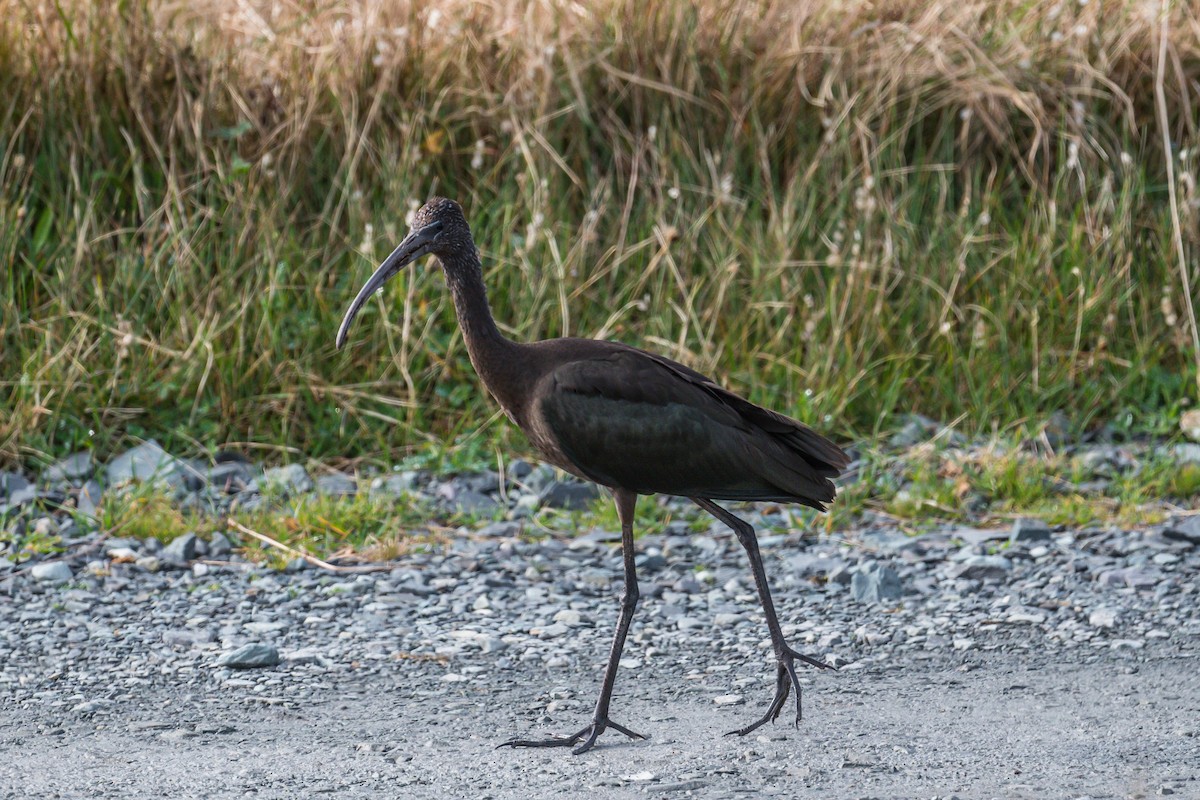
[
  {"x1": 3, "y1": 0, "x2": 1199, "y2": 471},
  {"x1": 6, "y1": 441, "x2": 1193, "y2": 564}
]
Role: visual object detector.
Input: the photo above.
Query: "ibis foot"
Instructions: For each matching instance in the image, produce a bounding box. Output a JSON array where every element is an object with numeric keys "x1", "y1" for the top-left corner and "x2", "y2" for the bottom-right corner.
[
  {"x1": 500, "y1": 718, "x2": 647, "y2": 755},
  {"x1": 727, "y1": 645, "x2": 835, "y2": 737}
]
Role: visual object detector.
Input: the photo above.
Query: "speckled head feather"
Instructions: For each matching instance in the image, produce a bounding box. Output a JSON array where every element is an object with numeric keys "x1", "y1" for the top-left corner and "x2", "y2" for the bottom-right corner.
[{"x1": 411, "y1": 197, "x2": 474, "y2": 263}]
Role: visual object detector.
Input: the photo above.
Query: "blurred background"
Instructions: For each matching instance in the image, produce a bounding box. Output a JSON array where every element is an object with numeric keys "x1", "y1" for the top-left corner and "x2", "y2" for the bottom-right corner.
[{"x1": 2, "y1": 0, "x2": 1198, "y2": 468}]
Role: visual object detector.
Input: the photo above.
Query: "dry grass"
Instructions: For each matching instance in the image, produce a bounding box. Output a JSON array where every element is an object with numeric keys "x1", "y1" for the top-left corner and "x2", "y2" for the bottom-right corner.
[{"x1": 2, "y1": 0, "x2": 1199, "y2": 466}]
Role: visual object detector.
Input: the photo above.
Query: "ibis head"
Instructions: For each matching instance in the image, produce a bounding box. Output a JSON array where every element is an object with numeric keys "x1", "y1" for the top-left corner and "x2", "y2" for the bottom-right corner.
[{"x1": 335, "y1": 197, "x2": 471, "y2": 349}]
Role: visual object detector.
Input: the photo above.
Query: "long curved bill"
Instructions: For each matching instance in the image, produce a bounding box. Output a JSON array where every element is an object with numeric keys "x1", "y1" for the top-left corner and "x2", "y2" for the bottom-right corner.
[{"x1": 335, "y1": 221, "x2": 443, "y2": 349}]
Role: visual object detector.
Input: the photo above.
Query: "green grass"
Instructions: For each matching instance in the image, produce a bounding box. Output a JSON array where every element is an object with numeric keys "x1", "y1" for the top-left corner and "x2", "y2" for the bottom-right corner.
[
  {"x1": 1, "y1": 0, "x2": 1198, "y2": 471},
  {"x1": 10, "y1": 415, "x2": 1196, "y2": 563},
  {"x1": 852, "y1": 445, "x2": 1194, "y2": 530},
  {"x1": 7, "y1": 439, "x2": 1190, "y2": 563},
  {"x1": 87, "y1": 480, "x2": 454, "y2": 566}
]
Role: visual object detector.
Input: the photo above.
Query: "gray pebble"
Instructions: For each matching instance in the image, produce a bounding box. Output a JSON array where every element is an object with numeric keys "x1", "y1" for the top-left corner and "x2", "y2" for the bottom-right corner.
[
  {"x1": 538, "y1": 481, "x2": 601, "y2": 510},
  {"x1": 263, "y1": 464, "x2": 314, "y2": 495},
  {"x1": 1010, "y1": 518, "x2": 1052, "y2": 544},
  {"x1": 851, "y1": 563, "x2": 902, "y2": 603},
  {"x1": 216, "y1": 643, "x2": 281, "y2": 669},
  {"x1": 30, "y1": 562, "x2": 73, "y2": 584},
  {"x1": 107, "y1": 440, "x2": 184, "y2": 487},
  {"x1": 1163, "y1": 516, "x2": 1200, "y2": 546},
  {"x1": 316, "y1": 472, "x2": 356, "y2": 497},
  {"x1": 162, "y1": 532, "x2": 199, "y2": 564},
  {"x1": 953, "y1": 555, "x2": 1012, "y2": 581},
  {"x1": 44, "y1": 452, "x2": 95, "y2": 483}
]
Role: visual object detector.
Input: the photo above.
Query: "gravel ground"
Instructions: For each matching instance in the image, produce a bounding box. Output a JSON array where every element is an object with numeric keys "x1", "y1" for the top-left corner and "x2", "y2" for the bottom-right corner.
[{"x1": 2, "y1": 509, "x2": 1199, "y2": 798}]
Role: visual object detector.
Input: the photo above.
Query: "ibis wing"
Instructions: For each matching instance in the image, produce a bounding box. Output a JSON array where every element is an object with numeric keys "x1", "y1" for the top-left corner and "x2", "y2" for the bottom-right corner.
[
  {"x1": 535, "y1": 348, "x2": 845, "y2": 507},
  {"x1": 640, "y1": 350, "x2": 850, "y2": 474}
]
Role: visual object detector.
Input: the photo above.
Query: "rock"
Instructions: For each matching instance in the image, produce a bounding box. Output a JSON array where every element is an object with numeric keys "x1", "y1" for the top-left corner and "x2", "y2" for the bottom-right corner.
[
  {"x1": 1163, "y1": 516, "x2": 1200, "y2": 546},
  {"x1": 44, "y1": 452, "x2": 94, "y2": 483},
  {"x1": 2, "y1": 486, "x2": 65, "y2": 515},
  {"x1": 208, "y1": 532, "x2": 233, "y2": 557},
  {"x1": 1110, "y1": 639, "x2": 1143, "y2": 650},
  {"x1": 622, "y1": 772, "x2": 656, "y2": 783},
  {"x1": 32, "y1": 517, "x2": 59, "y2": 537},
  {"x1": 826, "y1": 562, "x2": 854, "y2": 585},
  {"x1": 532, "y1": 623, "x2": 569, "y2": 639},
  {"x1": 1077, "y1": 446, "x2": 1135, "y2": 477},
  {"x1": 135, "y1": 556, "x2": 162, "y2": 573},
  {"x1": 161, "y1": 533, "x2": 199, "y2": 564},
  {"x1": 1099, "y1": 567, "x2": 1163, "y2": 589},
  {"x1": 788, "y1": 554, "x2": 848, "y2": 578},
  {"x1": 522, "y1": 464, "x2": 558, "y2": 493},
  {"x1": 262, "y1": 464, "x2": 314, "y2": 495},
  {"x1": 1170, "y1": 443, "x2": 1200, "y2": 465},
  {"x1": 1181, "y1": 409, "x2": 1200, "y2": 442},
  {"x1": 850, "y1": 564, "x2": 902, "y2": 603},
  {"x1": 463, "y1": 472, "x2": 501, "y2": 494},
  {"x1": 953, "y1": 555, "x2": 1012, "y2": 581},
  {"x1": 553, "y1": 609, "x2": 589, "y2": 627},
  {"x1": 889, "y1": 414, "x2": 938, "y2": 449},
  {"x1": 1090, "y1": 607, "x2": 1119, "y2": 628},
  {"x1": 955, "y1": 527, "x2": 1008, "y2": 546},
  {"x1": 1007, "y1": 608, "x2": 1046, "y2": 624},
  {"x1": 840, "y1": 752, "x2": 877, "y2": 769},
  {"x1": 506, "y1": 460, "x2": 534, "y2": 482},
  {"x1": 1010, "y1": 518, "x2": 1052, "y2": 544},
  {"x1": 105, "y1": 537, "x2": 137, "y2": 551},
  {"x1": 76, "y1": 480, "x2": 102, "y2": 517},
  {"x1": 857, "y1": 531, "x2": 913, "y2": 552},
  {"x1": 636, "y1": 554, "x2": 668, "y2": 573},
  {"x1": 369, "y1": 472, "x2": 421, "y2": 496},
  {"x1": 106, "y1": 440, "x2": 184, "y2": 486},
  {"x1": 657, "y1": 780, "x2": 709, "y2": 793},
  {"x1": 315, "y1": 472, "x2": 356, "y2": 497},
  {"x1": 713, "y1": 694, "x2": 744, "y2": 705},
  {"x1": 1046, "y1": 476, "x2": 1112, "y2": 495},
  {"x1": 478, "y1": 521, "x2": 521, "y2": 537},
  {"x1": 282, "y1": 647, "x2": 327, "y2": 665},
  {"x1": 0, "y1": 471, "x2": 30, "y2": 500},
  {"x1": 448, "y1": 489, "x2": 499, "y2": 516},
  {"x1": 538, "y1": 481, "x2": 601, "y2": 510},
  {"x1": 207, "y1": 461, "x2": 254, "y2": 493},
  {"x1": 162, "y1": 630, "x2": 205, "y2": 648},
  {"x1": 216, "y1": 643, "x2": 281, "y2": 669},
  {"x1": 30, "y1": 562, "x2": 73, "y2": 583},
  {"x1": 71, "y1": 699, "x2": 112, "y2": 714}
]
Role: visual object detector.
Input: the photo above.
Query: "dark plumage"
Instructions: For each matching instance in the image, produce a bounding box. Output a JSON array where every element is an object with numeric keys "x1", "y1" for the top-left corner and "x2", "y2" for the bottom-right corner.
[{"x1": 337, "y1": 197, "x2": 849, "y2": 754}]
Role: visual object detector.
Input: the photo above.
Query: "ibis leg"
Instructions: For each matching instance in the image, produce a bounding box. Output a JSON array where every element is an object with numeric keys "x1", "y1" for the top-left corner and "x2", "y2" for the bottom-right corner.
[
  {"x1": 692, "y1": 497, "x2": 834, "y2": 736},
  {"x1": 500, "y1": 488, "x2": 647, "y2": 754}
]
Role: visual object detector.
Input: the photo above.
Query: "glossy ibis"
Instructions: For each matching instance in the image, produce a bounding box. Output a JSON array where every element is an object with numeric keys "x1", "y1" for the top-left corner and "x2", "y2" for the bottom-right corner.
[{"x1": 336, "y1": 197, "x2": 848, "y2": 754}]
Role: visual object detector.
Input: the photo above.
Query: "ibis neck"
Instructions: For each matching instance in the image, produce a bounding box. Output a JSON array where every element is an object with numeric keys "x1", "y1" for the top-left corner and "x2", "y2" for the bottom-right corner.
[{"x1": 440, "y1": 251, "x2": 523, "y2": 408}]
